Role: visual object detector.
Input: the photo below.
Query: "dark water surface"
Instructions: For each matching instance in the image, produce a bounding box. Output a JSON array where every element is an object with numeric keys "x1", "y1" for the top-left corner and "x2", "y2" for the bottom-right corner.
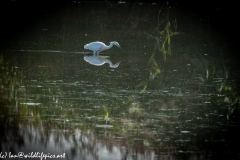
[{"x1": 1, "y1": 2, "x2": 240, "y2": 160}]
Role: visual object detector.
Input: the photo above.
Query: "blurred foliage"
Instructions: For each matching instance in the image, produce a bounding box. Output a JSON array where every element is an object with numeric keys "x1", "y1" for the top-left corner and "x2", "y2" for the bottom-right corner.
[
  {"x1": 146, "y1": 19, "x2": 180, "y2": 61},
  {"x1": 138, "y1": 6, "x2": 180, "y2": 92}
]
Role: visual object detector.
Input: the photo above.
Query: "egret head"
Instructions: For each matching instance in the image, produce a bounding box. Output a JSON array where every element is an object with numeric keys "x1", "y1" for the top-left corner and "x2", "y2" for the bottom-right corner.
[
  {"x1": 110, "y1": 41, "x2": 121, "y2": 48},
  {"x1": 110, "y1": 41, "x2": 124, "y2": 51}
]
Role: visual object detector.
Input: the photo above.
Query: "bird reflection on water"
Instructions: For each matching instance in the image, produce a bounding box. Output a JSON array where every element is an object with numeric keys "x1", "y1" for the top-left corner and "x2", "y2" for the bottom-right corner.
[{"x1": 84, "y1": 55, "x2": 122, "y2": 68}]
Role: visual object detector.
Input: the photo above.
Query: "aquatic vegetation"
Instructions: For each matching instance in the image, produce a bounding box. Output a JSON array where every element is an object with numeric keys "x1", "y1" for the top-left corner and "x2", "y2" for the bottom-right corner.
[
  {"x1": 137, "y1": 45, "x2": 161, "y2": 92},
  {"x1": 138, "y1": 6, "x2": 180, "y2": 92},
  {"x1": 104, "y1": 107, "x2": 109, "y2": 122},
  {"x1": 145, "y1": 19, "x2": 180, "y2": 60},
  {"x1": 0, "y1": 56, "x2": 24, "y2": 101},
  {"x1": 145, "y1": 4, "x2": 181, "y2": 61}
]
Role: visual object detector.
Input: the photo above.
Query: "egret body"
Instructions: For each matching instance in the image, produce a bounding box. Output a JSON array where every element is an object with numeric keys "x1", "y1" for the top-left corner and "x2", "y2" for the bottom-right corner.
[{"x1": 84, "y1": 41, "x2": 122, "y2": 55}]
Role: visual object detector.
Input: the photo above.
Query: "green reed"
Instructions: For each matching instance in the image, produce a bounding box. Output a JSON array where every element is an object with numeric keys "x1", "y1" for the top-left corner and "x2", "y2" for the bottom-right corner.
[
  {"x1": 138, "y1": 7, "x2": 180, "y2": 92},
  {"x1": 145, "y1": 18, "x2": 180, "y2": 60}
]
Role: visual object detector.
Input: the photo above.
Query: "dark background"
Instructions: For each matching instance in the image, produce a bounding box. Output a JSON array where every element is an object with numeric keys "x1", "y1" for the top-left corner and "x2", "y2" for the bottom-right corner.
[{"x1": 0, "y1": 0, "x2": 238, "y2": 52}]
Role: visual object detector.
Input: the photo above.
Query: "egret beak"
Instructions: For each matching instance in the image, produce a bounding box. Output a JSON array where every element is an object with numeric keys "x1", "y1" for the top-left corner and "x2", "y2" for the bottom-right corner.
[{"x1": 119, "y1": 46, "x2": 124, "y2": 52}]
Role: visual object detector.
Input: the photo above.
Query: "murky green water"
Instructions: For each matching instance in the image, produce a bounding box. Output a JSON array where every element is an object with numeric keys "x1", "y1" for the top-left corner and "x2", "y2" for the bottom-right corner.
[{"x1": 1, "y1": 2, "x2": 239, "y2": 160}]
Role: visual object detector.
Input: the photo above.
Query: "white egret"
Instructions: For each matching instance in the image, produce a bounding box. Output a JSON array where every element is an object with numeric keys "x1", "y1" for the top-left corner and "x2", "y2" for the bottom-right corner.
[
  {"x1": 84, "y1": 55, "x2": 122, "y2": 68},
  {"x1": 84, "y1": 41, "x2": 122, "y2": 55}
]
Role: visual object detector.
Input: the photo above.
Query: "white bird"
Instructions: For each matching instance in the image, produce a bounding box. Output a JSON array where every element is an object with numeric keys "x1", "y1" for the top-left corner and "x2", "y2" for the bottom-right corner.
[
  {"x1": 84, "y1": 41, "x2": 122, "y2": 55},
  {"x1": 84, "y1": 55, "x2": 122, "y2": 68}
]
